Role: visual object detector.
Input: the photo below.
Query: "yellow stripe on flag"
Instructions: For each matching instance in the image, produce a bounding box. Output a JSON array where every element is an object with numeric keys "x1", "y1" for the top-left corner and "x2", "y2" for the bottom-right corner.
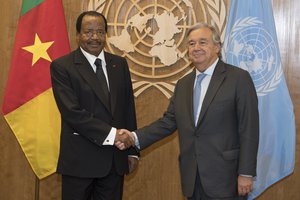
[{"x1": 4, "y1": 88, "x2": 60, "y2": 179}]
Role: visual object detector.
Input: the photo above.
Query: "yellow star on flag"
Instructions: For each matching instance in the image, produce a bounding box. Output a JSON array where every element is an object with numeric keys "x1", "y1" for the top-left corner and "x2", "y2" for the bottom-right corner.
[{"x1": 22, "y1": 33, "x2": 54, "y2": 66}]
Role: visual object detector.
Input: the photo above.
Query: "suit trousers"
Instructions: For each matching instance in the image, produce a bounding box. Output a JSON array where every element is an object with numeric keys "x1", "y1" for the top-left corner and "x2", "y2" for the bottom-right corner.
[
  {"x1": 62, "y1": 164, "x2": 124, "y2": 200},
  {"x1": 188, "y1": 170, "x2": 247, "y2": 200}
]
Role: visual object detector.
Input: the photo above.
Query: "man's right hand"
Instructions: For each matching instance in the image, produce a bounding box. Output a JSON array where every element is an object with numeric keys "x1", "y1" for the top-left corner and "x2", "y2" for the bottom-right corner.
[
  {"x1": 238, "y1": 175, "x2": 253, "y2": 196},
  {"x1": 115, "y1": 129, "x2": 135, "y2": 150}
]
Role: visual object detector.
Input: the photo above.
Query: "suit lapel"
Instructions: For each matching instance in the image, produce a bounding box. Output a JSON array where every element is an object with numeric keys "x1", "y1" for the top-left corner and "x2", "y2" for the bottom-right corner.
[
  {"x1": 74, "y1": 49, "x2": 111, "y2": 111},
  {"x1": 197, "y1": 60, "x2": 226, "y2": 126},
  {"x1": 104, "y1": 52, "x2": 117, "y2": 115},
  {"x1": 187, "y1": 71, "x2": 197, "y2": 126}
]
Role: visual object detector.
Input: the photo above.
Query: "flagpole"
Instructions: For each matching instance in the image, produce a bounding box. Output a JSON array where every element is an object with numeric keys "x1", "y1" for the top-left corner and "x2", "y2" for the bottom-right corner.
[{"x1": 35, "y1": 176, "x2": 40, "y2": 200}]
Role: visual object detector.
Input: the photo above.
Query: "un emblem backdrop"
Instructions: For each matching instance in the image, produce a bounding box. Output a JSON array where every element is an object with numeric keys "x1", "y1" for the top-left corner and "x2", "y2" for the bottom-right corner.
[{"x1": 83, "y1": 0, "x2": 227, "y2": 98}]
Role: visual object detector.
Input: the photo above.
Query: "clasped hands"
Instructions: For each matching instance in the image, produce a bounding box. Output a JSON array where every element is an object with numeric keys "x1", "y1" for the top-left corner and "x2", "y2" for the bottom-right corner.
[{"x1": 114, "y1": 129, "x2": 135, "y2": 150}]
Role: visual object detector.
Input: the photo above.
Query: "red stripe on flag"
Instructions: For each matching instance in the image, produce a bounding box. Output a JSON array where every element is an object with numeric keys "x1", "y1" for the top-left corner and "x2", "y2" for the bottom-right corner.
[{"x1": 2, "y1": 0, "x2": 70, "y2": 114}]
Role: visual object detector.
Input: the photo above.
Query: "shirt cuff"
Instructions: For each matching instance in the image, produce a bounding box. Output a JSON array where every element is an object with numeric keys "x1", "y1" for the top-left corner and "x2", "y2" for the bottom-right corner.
[
  {"x1": 239, "y1": 174, "x2": 253, "y2": 178},
  {"x1": 102, "y1": 127, "x2": 116, "y2": 145},
  {"x1": 128, "y1": 155, "x2": 139, "y2": 160},
  {"x1": 132, "y1": 131, "x2": 140, "y2": 149}
]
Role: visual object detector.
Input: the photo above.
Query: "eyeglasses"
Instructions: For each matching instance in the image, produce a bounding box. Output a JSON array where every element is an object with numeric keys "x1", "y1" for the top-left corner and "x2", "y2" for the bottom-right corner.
[{"x1": 81, "y1": 29, "x2": 106, "y2": 38}]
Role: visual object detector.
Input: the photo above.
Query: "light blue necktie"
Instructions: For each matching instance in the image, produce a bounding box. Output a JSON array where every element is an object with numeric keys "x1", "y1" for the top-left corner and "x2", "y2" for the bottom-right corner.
[{"x1": 193, "y1": 73, "x2": 206, "y2": 124}]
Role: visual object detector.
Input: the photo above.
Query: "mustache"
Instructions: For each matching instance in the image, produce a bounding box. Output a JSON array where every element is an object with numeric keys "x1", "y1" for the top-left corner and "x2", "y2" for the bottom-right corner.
[{"x1": 87, "y1": 41, "x2": 102, "y2": 45}]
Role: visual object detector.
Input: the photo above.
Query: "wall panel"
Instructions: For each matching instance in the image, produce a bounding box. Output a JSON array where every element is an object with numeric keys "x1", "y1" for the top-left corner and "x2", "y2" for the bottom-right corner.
[{"x1": 0, "y1": 0, "x2": 299, "y2": 199}]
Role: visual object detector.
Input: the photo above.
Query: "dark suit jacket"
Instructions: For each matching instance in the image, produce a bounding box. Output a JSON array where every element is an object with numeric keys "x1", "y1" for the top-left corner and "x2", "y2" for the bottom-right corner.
[
  {"x1": 136, "y1": 59, "x2": 259, "y2": 198},
  {"x1": 50, "y1": 48, "x2": 137, "y2": 178}
]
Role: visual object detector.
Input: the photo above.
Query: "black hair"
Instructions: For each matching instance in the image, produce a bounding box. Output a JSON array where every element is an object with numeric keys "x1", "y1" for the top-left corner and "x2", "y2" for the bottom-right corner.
[{"x1": 76, "y1": 11, "x2": 108, "y2": 33}]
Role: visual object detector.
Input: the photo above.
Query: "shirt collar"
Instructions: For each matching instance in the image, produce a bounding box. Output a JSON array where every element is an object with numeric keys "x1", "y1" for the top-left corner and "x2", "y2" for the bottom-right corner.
[
  {"x1": 195, "y1": 58, "x2": 219, "y2": 76},
  {"x1": 80, "y1": 47, "x2": 106, "y2": 66}
]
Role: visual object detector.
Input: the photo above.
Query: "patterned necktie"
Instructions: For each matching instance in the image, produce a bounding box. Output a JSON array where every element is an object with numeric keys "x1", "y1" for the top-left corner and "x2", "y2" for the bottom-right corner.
[
  {"x1": 94, "y1": 58, "x2": 110, "y2": 106},
  {"x1": 193, "y1": 73, "x2": 206, "y2": 125}
]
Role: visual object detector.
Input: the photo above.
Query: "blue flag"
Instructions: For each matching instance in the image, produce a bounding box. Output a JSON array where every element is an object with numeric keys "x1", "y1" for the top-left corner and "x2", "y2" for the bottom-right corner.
[{"x1": 223, "y1": 0, "x2": 296, "y2": 199}]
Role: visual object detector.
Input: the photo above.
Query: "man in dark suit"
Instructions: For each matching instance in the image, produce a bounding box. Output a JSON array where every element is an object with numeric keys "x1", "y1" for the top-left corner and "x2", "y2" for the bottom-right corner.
[
  {"x1": 117, "y1": 23, "x2": 259, "y2": 200},
  {"x1": 50, "y1": 11, "x2": 137, "y2": 200}
]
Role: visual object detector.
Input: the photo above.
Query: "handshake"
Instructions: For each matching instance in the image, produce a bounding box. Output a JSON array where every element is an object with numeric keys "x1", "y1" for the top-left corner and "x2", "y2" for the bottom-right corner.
[{"x1": 114, "y1": 129, "x2": 136, "y2": 150}]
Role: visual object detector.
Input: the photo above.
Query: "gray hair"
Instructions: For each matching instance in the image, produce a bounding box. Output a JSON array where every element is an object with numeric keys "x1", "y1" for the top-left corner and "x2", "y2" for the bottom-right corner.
[{"x1": 186, "y1": 23, "x2": 222, "y2": 58}]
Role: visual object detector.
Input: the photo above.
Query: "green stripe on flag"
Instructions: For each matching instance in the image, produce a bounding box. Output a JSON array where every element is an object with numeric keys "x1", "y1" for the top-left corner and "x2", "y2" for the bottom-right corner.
[{"x1": 21, "y1": 0, "x2": 45, "y2": 16}]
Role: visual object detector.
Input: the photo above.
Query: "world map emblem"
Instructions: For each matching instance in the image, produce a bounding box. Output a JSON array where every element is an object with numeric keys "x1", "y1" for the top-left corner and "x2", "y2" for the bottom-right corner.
[
  {"x1": 223, "y1": 17, "x2": 283, "y2": 96},
  {"x1": 83, "y1": 0, "x2": 227, "y2": 98}
]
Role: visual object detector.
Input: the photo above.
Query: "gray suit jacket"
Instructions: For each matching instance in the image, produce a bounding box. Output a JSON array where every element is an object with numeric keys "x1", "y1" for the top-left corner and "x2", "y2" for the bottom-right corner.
[{"x1": 136, "y1": 59, "x2": 259, "y2": 198}]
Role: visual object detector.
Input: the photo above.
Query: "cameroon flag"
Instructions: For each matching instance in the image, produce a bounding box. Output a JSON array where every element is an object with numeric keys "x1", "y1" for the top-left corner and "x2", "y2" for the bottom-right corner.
[{"x1": 2, "y1": 0, "x2": 70, "y2": 179}]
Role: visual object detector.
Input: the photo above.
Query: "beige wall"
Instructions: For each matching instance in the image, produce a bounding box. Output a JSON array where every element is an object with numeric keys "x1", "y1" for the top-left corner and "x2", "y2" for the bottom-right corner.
[{"x1": 0, "y1": 0, "x2": 299, "y2": 199}]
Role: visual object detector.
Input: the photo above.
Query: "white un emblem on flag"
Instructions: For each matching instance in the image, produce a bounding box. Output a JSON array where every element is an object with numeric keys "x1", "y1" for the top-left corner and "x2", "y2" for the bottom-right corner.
[{"x1": 223, "y1": 17, "x2": 283, "y2": 96}]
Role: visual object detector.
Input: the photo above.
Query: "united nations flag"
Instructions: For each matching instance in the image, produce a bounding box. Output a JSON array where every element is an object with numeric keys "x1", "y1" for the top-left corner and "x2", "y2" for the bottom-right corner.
[{"x1": 223, "y1": 0, "x2": 296, "y2": 199}]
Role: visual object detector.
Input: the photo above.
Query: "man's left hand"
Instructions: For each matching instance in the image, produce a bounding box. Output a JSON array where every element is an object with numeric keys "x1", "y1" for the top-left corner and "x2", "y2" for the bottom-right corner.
[{"x1": 128, "y1": 156, "x2": 138, "y2": 174}]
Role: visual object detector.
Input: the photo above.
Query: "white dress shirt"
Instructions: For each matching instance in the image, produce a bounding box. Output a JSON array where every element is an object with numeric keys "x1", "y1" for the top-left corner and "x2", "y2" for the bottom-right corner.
[
  {"x1": 80, "y1": 47, "x2": 116, "y2": 145},
  {"x1": 193, "y1": 58, "x2": 218, "y2": 124}
]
